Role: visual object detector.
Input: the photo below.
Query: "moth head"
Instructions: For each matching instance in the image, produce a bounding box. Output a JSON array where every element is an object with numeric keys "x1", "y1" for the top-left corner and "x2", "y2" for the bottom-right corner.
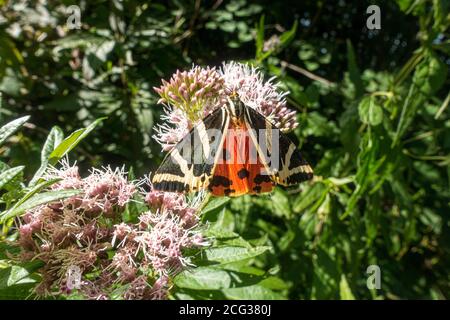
[{"x1": 226, "y1": 95, "x2": 245, "y2": 122}]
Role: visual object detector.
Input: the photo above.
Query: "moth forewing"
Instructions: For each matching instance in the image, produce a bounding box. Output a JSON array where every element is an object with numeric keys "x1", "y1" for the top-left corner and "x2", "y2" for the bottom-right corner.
[
  {"x1": 152, "y1": 106, "x2": 230, "y2": 193},
  {"x1": 244, "y1": 107, "x2": 279, "y2": 178},
  {"x1": 243, "y1": 104, "x2": 313, "y2": 186}
]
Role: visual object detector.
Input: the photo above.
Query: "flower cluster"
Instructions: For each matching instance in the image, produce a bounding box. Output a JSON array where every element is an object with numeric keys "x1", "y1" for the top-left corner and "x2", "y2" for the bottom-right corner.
[
  {"x1": 153, "y1": 66, "x2": 225, "y2": 118},
  {"x1": 153, "y1": 62, "x2": 298, "y2": 150},
  {"x1": 153, "y1": 67, "x2": 226, "y2": 150},
  {"x1": 14, "y1": 161, "x2": 206, "y2": 300},
  {"x1": 45, "y1": 160, "x2": 136, "y2": 217}
]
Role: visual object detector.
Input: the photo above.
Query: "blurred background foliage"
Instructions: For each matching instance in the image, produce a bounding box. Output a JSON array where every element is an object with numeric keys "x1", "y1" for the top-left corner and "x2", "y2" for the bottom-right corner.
[{"x1": 0, "y1": 0, "x2": 449, "y2": 299}]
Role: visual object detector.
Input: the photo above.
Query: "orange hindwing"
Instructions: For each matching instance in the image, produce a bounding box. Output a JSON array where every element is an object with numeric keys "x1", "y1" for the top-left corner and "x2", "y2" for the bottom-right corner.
[{"x1": 208, "y1": 121, "x2": 274, "y2": 197}]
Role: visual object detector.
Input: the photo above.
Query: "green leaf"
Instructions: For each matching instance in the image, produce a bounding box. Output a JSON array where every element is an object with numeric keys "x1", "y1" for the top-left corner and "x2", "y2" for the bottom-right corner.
[
  {"x1": 0, "y1": 116, "x2": 30, "y2": 146},
  {"x1": 298, "y1": 43, "x2": 315, "y2": 60},
  {"x1": 394, "y1": 52, "x2": 448, "y2": 145},
  {"x1": 293, "y1": 182, "x2": 327, "y2": 213},
  {"x1": 346, "y1": 40, "x2": 364, "y2": 98},
  {"x1": 0, "y1": 179, "x2": 80, "y2": 221},
  {"x1": 257, "y1": 18, "x2": 297, "y2": 62},
  {"x1": 311, "y1": 247, "x2": 340, "y2": 299},
  {"x1": 208, "y1": 208, "x2": 235, "y2": 233},
  {"x1": 29, "y1": 126, "x2": 64, "y2": 186},
  {"x1": 0, "y1": 166, "x2": 24, "y2": 190},
  {"x1": 412, "y1": 52, "x2": 447, "y2": 96},
  {"x1": 201, "y1": 197, "x2": 230, "y2": 216},
  {"x1": 2, "y1": 189, "x2": 81, "y2": 221},
  {"x1": 49, "y1": 117, "x2": 106, "y2": 165},
  {"x1": 202, "y1": 246, "x2": 269, "y2": 265},
  {"x1": 255, "y1": 15, "x2": 265, "y2": 61},
  {"x1": 278, "y1": 20, "x2": 298, "y2": 48},
  {"x1": 0, "y1": 283, "x2": 36, "y2": 300},
  {"x1": 218, "y1": 262, "x2": 266, "y2": 276},
  {"x1": 0, "y1": 266, "x2": 36, "y2": 289},
  {"x1": 0, "y1": 261, "x2": 42, "y2": 290},
  {"x1": 3, "y1": 178, "x2": 60, "y2": 215},
  {"x1": 223, "y1": 285, "x2": 284, "y2": 300},
  {"x1": 271, "y1": 188, "x2": 292, "y2": 218},
  {"x1": 174, "y1": 267, "x2": 232, "y2": 290},
  {"x1": 339, "y1": 275, "x2": 356, "y2": 300},
  {"x1": 0, "y1": 241, "x2": 20, "y2": 260},
  {"x1": 358, "y1": 96, "x2": 383, "y2": 126},
  {"x1": 41, "y1": 127, "x2": 65, "y2": 163},
  {"x1": 204, "y1": 228, "x2": 240, "y2": 239},
  {"x1": 259, "y1": 276, "x2": 289, "y2": 291},
  {"x1": 396, "y1": 0, "x2": 414, "y2": 12}
]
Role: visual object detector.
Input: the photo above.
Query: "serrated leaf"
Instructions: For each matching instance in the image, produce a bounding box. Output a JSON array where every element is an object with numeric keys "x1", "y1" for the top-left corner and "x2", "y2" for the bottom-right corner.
[
  {"x1": 1, "y1": 188, "x2": 81, "y2": 222},
  {"x1": 203, "y1": 246, "x2": 269, "y2": 265},
  {"x1": 201, "y1": 197, "x2": 230, "y2": 216},
  {"x1": 0, "y1": 261, "x2": 42, "y2": 290},
  {"x1": 48, "y1": 117, "x2": 105, "y2": 165},
  {"x1": 174, "y1": 268, "x2": 231, "y2": 290},
  {"x1": 0, "y1": 116, "x2": 30, "y2": 146},
  {"x1": 413, "y1": 52, "x2": 447, "y2": 96},
  {"x1": 0, "y1": 166, "x2": 24, "y2": 190},
  {"x1": 204, "y1": 228, "x2": 239, "y2": 239},
  {"x1": 41, "y1": 126, "x2": 65, "y2": 163},
  {"x1": 358, "y1": 96, "x2": 383, "y2": 126},
  {"x1": 222, "y1": 285, "x2": 284, "y2": 300},
  {"x1": 29, "y1": 126, "x2": 64, "y2": 186},
  {"x1": 394, "y1": 51, "x2": 448, "y2": 145},
  {"x1": 2, "y1": 178, "x2": 60, "y2": 216}
]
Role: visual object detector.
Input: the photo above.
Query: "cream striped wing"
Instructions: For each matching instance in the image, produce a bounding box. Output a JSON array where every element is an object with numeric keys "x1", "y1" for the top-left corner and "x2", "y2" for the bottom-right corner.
[
  {"x1": 152, "y1": 107, "x2": 230, "y2": 193},
  {"x1": 243, "y1": 104, "x2": 313, "y2": 186}
]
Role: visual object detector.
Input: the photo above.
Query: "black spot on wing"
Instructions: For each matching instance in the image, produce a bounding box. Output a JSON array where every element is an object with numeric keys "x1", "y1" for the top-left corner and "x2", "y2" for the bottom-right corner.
[
  {"x1": 224, "y1": 188, "x2": 235, "y2": 196},
  {"x1": 237, "y1": 168, "x2": 249, "y2": 179},
  {"x1": 210, "y1": 175, "x2": 232, "y2": 187},
  {"x1": 254, "y1": 174, "x2": 272, "y2": 185}
]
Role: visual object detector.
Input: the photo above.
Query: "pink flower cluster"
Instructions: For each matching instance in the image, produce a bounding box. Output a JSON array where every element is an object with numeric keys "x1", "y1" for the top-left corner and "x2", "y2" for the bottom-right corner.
[
  {"x1": 153, "y1": 62, "x2": 298, "y2": 150},
  {"x1": 153, "y1": 66, "x2": 226, "y2": 151},
  {"x1": 221, "y1": 62, "x2": 297, "y2": 131},
  {"x1": 45, "y1": 160, "x2": 135, "y2": 217},
  {"x1": 15, "y1": 161, "x2": 206, "y2": 300}
]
